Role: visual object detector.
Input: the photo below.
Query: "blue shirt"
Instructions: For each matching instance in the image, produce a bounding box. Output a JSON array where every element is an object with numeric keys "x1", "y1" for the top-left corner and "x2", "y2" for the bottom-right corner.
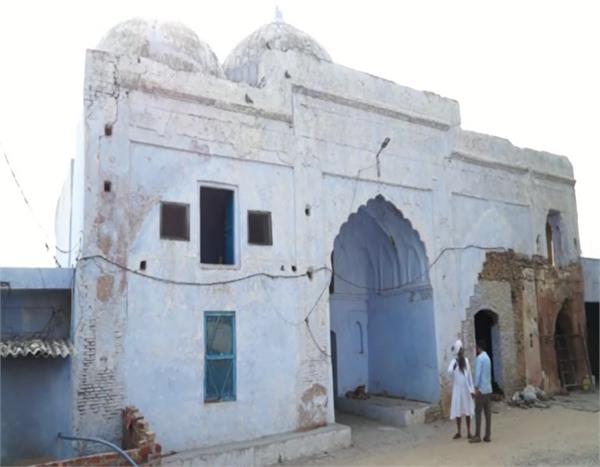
[{"x1": 475, "y1": 351, "x2": 492, "y2": 394}]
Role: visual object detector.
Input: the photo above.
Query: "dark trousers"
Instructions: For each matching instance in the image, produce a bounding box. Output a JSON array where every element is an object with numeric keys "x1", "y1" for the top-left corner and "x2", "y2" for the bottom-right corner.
[{"x1": 475, "y1": 393, "x2": 491, "y2": 439}]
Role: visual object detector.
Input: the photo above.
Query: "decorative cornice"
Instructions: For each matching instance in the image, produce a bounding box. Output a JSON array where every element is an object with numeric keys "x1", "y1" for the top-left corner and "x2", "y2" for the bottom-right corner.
[
  {"x1": 134, "y1": 82, "x2": 293, "y2": 125},
  {"x1": 531, "y1": 170, "x2": 576, "y2": 186},
  {"x1": 322, "y1": 171, "x2": 432, "y2": 193},
  {"x1": 450, "y1": 150, "x2": 528, "y2": 175},
  {"x1": 451, "y1": 151, "x2": 575, "y2": 186},
  {"x1": 293, "y1": 85, "x2": 452, "y2": 131},
  {"x1": 451, "y1": 191, "x2": 530, "y2": 209}
]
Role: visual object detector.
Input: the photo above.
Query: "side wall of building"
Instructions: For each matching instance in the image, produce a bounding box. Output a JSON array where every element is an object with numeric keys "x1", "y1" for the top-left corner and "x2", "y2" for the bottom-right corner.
[{"x1": 1, "y1": 288, "x2": 73, "y2": 464}]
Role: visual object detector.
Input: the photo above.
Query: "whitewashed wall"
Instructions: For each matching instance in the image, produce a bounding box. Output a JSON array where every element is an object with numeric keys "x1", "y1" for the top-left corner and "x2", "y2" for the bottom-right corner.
[{"x1": 56, "y1": 45, "x2": 580, "y2": 452}]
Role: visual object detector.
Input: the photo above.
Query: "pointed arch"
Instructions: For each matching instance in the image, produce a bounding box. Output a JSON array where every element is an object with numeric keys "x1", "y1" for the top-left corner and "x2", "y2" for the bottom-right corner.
[{"x1": 328, "y1": 195, "x2": 439, "y2": 405}]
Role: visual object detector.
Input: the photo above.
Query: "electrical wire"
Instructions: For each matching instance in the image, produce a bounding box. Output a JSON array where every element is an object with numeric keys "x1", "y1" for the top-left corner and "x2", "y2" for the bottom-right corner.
[
  {"x1": 2, "y1": 148, "x2": 63, "y2": 267},
  {"x1": 78, "y1": 254, "x2": 329, "y2": 286},
  {"x1": 75, "y1": 244, "x2": 505, "y2": 358},
  {"x1": 78, "y1": 246, "x2": 506, "y2": 293}
]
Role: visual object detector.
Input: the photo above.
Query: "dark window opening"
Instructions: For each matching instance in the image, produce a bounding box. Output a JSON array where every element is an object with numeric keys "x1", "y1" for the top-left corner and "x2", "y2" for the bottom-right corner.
[
  {"x1": 546, "y1": 210, "x2": 563, "y2": 266},
  {"x1": 248, "y1": 211, "x2": 272, "y2": 245},
  {"x1": 103, "y1": 181, "x2": 112, "y2": 192},
  {"x1": 201, "y1": 187, "x2": 235, "y2": 265},
  {"x1": 160, "y1": 202, "x2": 190, "y2": 241},
  {"x1": 585, "y1": 302, "x2": 599, "y2": 386},
  {"x1": 546, "y1": 222, "x2": 554, "y2": 265}
]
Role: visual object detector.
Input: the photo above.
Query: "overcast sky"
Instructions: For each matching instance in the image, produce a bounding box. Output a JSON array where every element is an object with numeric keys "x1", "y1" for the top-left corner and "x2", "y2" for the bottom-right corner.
[{"x1": 1, "y1": 0, "x2": 598, "y2": 267}]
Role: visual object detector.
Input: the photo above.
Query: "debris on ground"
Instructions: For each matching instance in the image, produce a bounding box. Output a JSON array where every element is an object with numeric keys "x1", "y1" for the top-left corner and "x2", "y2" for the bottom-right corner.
[
  {"x1": 346, "y1": 385, "x2": 370, "y2": 400},
  {"x1": 508, "y1": 385, "x2": 551, "y2": 409}
]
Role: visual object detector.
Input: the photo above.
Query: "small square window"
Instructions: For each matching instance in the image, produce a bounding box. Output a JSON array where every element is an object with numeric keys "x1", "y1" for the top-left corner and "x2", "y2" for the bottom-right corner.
[
  {"x1": 248, "y1": 211, "x2": 272, "y2": 245},
  {"x1": 160, "y1": 202, "x2": 189, "y2": 241},
  {"x1": 205, "y1": 312, "x2": 236, "y2": 403}
]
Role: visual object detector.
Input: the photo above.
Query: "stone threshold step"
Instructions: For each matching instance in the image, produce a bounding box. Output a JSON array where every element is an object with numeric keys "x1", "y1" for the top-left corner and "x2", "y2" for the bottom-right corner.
[
  {"x1": 163, "y1": 423, "x2": 351, "y2": 466},
  {"x1": 336, "y1": 396, "x2": 431, "y2": 427}
]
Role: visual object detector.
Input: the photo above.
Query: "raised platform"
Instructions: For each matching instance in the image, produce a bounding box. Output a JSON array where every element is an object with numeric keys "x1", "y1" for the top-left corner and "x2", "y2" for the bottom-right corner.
[
  {"x1": 335, "y1": 396, "x2": 431, "y2": 427},
  {"x1": 162, "y1": 423, "x2": 351, "y2": 466}
]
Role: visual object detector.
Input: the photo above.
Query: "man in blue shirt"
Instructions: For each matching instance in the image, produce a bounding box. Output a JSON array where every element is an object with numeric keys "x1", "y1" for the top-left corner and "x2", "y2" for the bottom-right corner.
[{"x1": 470, "y1": 340, "x2": 492, "y2": 443}]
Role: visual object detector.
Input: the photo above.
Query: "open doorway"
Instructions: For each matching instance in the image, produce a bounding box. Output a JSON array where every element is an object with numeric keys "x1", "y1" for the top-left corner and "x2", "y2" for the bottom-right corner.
[
  {"x1": 328, "y1": 196, "x2": 438, "y2": 408},
  {"x1": 554, "y1": 303, "x2": 578, "y2": 389},
  {"x1": 474, "y1": 309, "x2": 503, "y2": 393},
  {"x1": 585, "y1": 302, "x2": 599, "y2": 386}
]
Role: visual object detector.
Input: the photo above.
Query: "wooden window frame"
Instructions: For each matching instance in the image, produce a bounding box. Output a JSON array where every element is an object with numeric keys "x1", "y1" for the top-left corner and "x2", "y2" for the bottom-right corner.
[
  {"x1": 159, "y1": 201, "x2": 190, "y2": 241},
  {"x1": 247, "y1": 210, "x2": 273, "y2": 246}
]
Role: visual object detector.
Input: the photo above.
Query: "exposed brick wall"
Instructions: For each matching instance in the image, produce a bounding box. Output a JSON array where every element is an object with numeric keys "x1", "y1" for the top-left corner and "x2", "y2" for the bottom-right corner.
[
  {"x1": 122, "y1": 406, "x2": 158, "y2": 451},
  {"x1": 461, "y1": 280, "x2": 521, "y2": 394},
  {"x1": 472, "y1": 251, "x2": 589, "y2": 394},
  {"x1": 73, "y1": 265, "x2": 126, "y2": 449}
]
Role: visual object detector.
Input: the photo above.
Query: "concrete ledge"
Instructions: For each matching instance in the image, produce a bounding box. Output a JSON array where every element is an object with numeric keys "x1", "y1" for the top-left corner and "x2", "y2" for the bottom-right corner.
[
  {"x1": 336, "y1": 396, "x2": 430, "y2": 427},
  {"x1": 163, "y1": 424, "x2": 351, "y2": 466}
]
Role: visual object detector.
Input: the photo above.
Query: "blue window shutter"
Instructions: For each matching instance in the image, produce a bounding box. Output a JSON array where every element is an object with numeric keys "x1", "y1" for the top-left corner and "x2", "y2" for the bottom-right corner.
[
  {"x1": 204, "y1": 312, "x2": 236, "y2": 402},
  {"x1": 224, "y1": 193, "x2": 234, "y2": 264}
]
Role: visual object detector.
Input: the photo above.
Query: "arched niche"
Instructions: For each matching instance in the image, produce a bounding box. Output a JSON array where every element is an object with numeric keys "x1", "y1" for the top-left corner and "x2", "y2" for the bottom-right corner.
[{"x1": 328, "y1": 195, "x2": 438, "y2": 404}]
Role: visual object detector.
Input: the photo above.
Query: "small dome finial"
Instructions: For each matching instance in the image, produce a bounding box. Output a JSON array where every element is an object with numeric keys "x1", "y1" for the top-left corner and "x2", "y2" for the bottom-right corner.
[{"x1": 274, "y1": 6, "x2": 284, "y2": 23}]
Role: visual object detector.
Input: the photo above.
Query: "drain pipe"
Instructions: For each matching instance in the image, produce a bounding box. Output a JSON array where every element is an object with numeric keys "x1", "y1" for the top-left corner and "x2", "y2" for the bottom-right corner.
[{"x1": 57, "y1": 433, "x2": 139, "y2": 467}]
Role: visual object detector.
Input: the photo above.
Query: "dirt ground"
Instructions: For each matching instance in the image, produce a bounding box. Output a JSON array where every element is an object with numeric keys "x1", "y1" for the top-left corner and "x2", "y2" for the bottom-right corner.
[{"x1": 290, "y1": 392, "x2": 599, "y2": 466}]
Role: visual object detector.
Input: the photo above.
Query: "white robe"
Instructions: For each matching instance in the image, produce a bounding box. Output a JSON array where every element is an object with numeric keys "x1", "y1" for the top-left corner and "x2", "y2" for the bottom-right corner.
[{"x1": 448, "y1": 357, "x2": 475, "y2": 419}]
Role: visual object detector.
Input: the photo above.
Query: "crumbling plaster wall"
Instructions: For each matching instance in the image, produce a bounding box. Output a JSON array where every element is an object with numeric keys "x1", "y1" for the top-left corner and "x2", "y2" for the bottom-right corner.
[
  {"x1": 533, "y1": 263, "x2": 587, "y2": 392},
  {"x1": 477, "y1": 252, "x2": 587, "y2": 394},
  {"x1": 461, "y1": 280, "x2": 519, "y2": 394},
  {"x1": 71, "y1": 46, "x2": 582, "y2": 450}
]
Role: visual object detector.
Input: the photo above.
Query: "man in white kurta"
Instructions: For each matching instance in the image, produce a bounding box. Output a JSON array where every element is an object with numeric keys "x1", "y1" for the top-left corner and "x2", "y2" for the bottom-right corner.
[{"x1": 448, "y1": 339, "x2": 475, "y2": 439}]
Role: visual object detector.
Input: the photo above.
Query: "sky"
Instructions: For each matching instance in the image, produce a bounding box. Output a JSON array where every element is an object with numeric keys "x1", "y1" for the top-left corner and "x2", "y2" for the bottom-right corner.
[{"x1": 0, "y1": 0, "x2": 598, "y2": 267}]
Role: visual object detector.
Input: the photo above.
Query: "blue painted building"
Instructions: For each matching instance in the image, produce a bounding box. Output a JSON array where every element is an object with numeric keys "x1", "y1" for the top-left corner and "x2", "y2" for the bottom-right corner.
[
  {"x1": 0, "y1": 268, "x2": 74, "y2": 465},
  {"x1": 1, "y1": 14, "x2": 584, "y2": 464}
]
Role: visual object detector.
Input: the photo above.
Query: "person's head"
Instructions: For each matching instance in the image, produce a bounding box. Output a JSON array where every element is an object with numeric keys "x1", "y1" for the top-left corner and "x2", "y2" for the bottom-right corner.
[{"x1": 476, "y1": 340, "x2": 486, "y2": 355}]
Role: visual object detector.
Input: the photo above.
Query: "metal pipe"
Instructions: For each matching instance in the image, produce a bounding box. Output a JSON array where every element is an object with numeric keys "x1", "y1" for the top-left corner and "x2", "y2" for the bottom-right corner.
[{"x1": 57, "y1": 433, "x2": 139, "y2": 467}]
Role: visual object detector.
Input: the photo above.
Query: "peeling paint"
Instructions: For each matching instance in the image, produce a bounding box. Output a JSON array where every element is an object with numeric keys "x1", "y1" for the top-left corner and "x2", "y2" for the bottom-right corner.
[
  {"x1": 96, "y1": 274, "x2": 114, "y2": 303},
  {"x1": 298, "y1": 383, "x2": 328, "y2": 430}
]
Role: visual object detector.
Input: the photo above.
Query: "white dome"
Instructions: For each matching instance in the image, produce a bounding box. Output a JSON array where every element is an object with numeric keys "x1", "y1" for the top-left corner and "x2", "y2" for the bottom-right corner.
[
  {"x1": 223, "y1": 21, "x2": 332, "y2": 85},
  {"x1": 97, "y1": 18, "x2": 224, "y2": 77}
]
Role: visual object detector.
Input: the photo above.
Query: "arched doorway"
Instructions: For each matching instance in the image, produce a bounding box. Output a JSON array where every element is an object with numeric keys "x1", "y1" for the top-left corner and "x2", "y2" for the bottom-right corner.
[
  {"x1": 555, "y1": 303, "x2": 577, "y2": 388},
  {"x1": 474, "y1": 309, "x2": 503, "y2": 392},
  {"x1": 328, "y1": 196, "x2": 438, "y2": 404}
]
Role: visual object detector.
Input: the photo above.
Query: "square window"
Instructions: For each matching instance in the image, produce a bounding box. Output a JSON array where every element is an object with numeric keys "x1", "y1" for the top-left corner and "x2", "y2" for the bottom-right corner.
[
  {"x1": 160, "y1": 202, "x2": 190, "y2": 241},
  {"x1": 205, "y1": 312, "x2": 236, "y2": 402},
  {"x1": 248, "y1": 211, "x2": 272, "y2": 245},
  {"x1": 200, "y1": 187, "x2": 235, "y2": 265}
]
